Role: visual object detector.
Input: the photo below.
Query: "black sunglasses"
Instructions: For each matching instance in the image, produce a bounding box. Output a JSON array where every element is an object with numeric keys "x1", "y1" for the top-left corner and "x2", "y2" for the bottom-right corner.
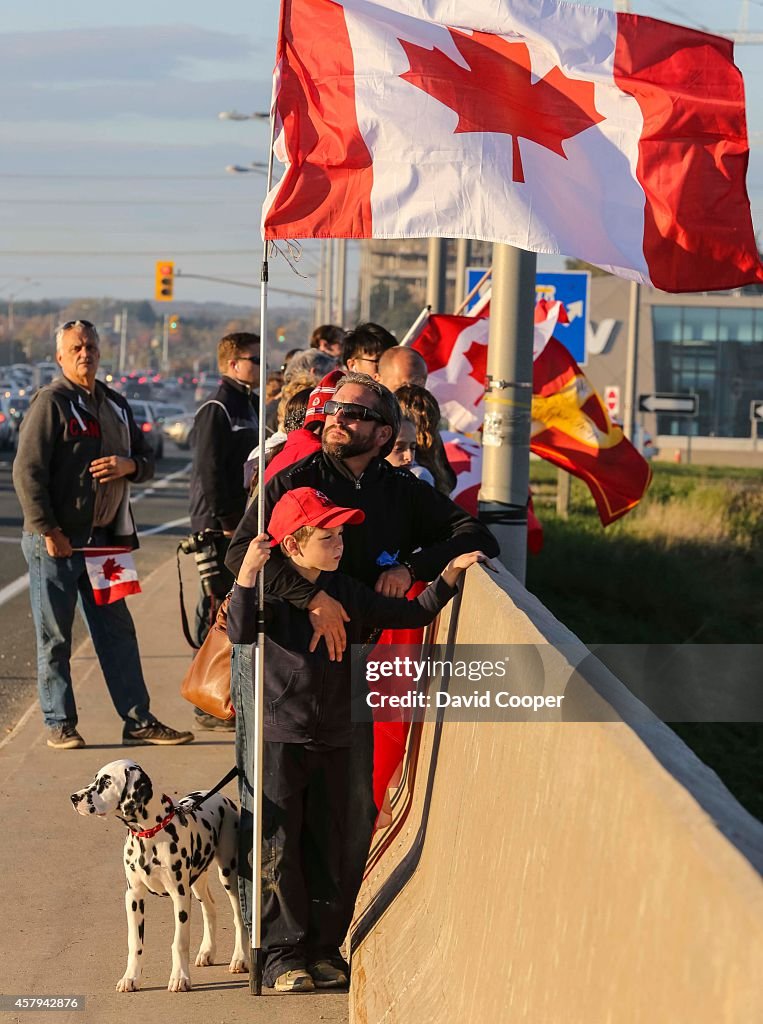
[
  {"x1": 236, "y1": 355, "x2": 260, "y2": 363},
  {"x1": 324, "y1": 399, "x2": 386, "y2": 424}
]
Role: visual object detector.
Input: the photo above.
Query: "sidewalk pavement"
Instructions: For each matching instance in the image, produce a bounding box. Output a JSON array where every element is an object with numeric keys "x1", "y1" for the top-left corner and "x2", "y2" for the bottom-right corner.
[{"x1": 0, "y1": 554, "x2": 349, "y2": 1024}]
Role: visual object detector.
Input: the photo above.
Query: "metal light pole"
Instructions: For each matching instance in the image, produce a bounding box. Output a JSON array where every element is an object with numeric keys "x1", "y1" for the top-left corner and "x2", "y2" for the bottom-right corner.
[
  {"x1": 478, "y1": 243, "x2": 536, "y2": 583},
  {"x1": 454, "y1": 238, "x2": 470, "y2": 311},
  {"x1": 325, "y1": 239, "x2": 335, "y2": 324},
  {"x1": 426, "y1": 238, "x2": 448, "y2": 312},
  {"x1": 161, "y1": 314, "x2": 170, "y2": 373},
  {"x1": 335, "y1": 239, "x2": 347, "y2": 326},
  {"x1": 118, "y1": 307, "x2": 128, "y2": 374},
  {"x1": 623, "y1": 281, "x2": 641, "y2": 441}
]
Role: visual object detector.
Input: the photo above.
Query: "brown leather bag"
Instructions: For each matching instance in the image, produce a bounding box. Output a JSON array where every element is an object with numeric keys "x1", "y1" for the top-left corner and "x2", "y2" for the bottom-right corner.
[{"x1": 180, "y1": 595, "x2": 234, "y2": 720}]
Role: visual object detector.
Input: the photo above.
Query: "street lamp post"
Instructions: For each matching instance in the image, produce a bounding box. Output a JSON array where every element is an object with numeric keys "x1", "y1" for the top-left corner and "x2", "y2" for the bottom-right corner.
[{"x1": 218, "y1": 110, "x2": 270, "y2": 121}]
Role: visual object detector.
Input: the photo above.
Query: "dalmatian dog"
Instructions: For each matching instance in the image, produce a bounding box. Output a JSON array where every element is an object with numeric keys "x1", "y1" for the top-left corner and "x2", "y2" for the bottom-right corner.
[{"x1": 71, "y1": 759, "x2": 249, "y2": 993}]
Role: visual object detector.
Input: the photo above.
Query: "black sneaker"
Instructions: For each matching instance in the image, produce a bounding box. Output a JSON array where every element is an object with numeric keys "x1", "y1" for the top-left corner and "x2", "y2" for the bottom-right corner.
[
  {"x1": 307, "y1": 960, "x2": 348, "y2": 989},
  {"x1": 47, "y1": 723, "x2": 86, "y2": 750},
  {"x1": 122, "y1": 719, "x2": 195, "y2": 746},
  {"x1": 194, "y1": 710, "x2": 236, "y2": 731}
]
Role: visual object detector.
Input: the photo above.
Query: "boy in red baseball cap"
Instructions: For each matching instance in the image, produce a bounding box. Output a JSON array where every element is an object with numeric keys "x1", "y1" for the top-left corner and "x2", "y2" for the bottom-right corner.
[{"x1": 228, "y1": 487, "x2": 484, "y2": 993}]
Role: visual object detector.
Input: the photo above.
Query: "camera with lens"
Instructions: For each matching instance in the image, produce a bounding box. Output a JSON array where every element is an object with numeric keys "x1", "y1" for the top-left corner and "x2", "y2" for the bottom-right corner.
[{"x1": 179, "y1": 529, "x2": 229, "y2": 598}]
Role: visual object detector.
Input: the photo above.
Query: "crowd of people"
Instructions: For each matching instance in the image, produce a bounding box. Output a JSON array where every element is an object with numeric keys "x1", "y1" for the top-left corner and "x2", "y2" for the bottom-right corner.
[{"x1": 13, "y1": 316, "x2": 499, "y2": 993}]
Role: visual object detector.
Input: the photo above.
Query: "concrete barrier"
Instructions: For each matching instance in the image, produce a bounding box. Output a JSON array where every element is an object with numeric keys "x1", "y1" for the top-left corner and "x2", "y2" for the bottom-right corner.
[{"x1": 350, "y1": 563, "x2": 763, "y2": 1024}]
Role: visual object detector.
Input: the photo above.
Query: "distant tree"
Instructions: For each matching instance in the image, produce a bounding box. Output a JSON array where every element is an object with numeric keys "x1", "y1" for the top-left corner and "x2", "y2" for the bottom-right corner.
[{"x1": 369, "y1": 281, "x2": 422, "y2": 338}]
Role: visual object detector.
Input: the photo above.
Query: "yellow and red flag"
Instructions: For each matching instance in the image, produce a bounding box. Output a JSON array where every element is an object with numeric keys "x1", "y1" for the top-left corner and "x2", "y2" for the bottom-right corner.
[{"x1": 412, "y1": 304, "x2": 652, "y2": 525}]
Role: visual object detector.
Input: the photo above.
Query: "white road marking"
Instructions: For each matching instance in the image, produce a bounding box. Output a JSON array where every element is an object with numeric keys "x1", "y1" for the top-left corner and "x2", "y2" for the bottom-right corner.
[
  {"x1": 139, "y1": 516, "x2": 190, "y2": 537},
  {"x1": 0, "y1": 574, "x2": 31, "y2": 605},
  {"x1": 131, "y1": 462, "x2": 191, "y2": 503}
]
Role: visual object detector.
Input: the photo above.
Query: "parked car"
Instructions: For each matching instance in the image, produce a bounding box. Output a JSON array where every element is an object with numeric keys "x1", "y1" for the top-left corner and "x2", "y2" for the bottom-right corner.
[
  {"x1": 0, "y1": 397, "x2": 16, "y2": 450},
  {"x1": 128, "y1": 400, "x2": 164, "y2": 459},
  {"x1": 123, "y1": 379, "x2": 153, "y2": 401},
  {"x1": 162, "y1": 412, "x2": 196, "y2": 450},
  {"x1": 150, "y1": 402, "x2": 187, "y2": 423},
  {"x1": 5, "y1": 395, "x2": 29, "y2": 437},
  {"x1": 194, "y1": 373, "x2": 220, "y2": 404}
]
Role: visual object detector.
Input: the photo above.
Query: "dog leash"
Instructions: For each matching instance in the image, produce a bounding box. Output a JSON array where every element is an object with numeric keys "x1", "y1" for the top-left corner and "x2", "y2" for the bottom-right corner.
[
  {"x1": 124, "y1": 768, "x2": 240, "y2": 839},
  {"x1": 186, "y1": 766, "x2": 239, "y2": 811}
]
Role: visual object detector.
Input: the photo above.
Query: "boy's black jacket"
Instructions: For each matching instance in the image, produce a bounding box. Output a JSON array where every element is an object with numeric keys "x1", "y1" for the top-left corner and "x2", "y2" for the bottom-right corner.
[
  {"x1": 225, "y1": 450, "x2": 499, "y2": 606},
  {"x1": 227, "y1": 571, "x2": 458, "y2": 747}
]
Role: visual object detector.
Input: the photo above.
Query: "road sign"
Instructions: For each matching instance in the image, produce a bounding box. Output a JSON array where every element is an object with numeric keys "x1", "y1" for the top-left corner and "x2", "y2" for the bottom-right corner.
[
  {"x1": 604, "y1": 385, "x2": 620, "y2": 418},
  {"x1": 750, "y1": 400, "x2": 763, "y2": 421},
  {"x1": 638, "y1": 393, "x2": 698, "y2": 416},
  {"x1": 535, "y1": 271, "x2": 589, "y2": 364},
  {"x1": 464, "y1": 267, "x2": 589, "y2": 363}
]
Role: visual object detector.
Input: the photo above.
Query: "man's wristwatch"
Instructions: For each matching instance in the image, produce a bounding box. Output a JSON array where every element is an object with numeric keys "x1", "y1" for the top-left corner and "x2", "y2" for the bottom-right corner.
[{"x1": 400, "y1": 560, "x2": 417, "y2": 585}]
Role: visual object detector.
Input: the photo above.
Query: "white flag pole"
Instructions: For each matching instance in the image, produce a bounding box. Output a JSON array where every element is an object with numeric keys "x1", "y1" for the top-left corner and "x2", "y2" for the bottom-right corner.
[
  {"x1": 398, "y1": 305, "x2": 432, "y2": 347},
  {"x1": 453, "y1": 265, "x2": 492, "y2": 316},
  {"x1": 250, "y1": 69, "x2": 279, "y2": 1002}
]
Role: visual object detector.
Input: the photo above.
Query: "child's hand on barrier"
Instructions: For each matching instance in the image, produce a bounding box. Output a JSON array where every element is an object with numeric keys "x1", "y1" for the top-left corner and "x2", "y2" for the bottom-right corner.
[
  {"x1": 441, "y1": 551, "x2": 486, "y2": 587},
  {"x1": 237, "y1": 533, "x2": 271, "y2": 587}
]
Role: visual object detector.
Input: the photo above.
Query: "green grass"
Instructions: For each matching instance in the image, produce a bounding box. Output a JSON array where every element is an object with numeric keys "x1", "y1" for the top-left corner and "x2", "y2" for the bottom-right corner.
[{"x1": 526, "y1": 461, "x2": 763, "y2": 821}]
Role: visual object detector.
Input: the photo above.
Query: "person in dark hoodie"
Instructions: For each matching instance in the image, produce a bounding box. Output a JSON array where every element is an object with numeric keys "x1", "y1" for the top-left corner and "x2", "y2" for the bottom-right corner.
[
  {"x1": 13, "y1": 319, "x2": 194, "y2": 750},
  {"x1": 228, "y1": 488, "x2": 484, "y2": 992},
  {"x1": 188, "y1": 332, "x2": 259, "y2": 728}
]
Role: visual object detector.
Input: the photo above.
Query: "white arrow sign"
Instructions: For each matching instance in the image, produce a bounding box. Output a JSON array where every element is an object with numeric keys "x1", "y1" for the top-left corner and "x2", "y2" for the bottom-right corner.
[
  {"x1": 638, "y1": 393, "x2": 698, "y2": 415},
  {"x1": 750, "y1": 400, "x2": 763, "y2": 421}
]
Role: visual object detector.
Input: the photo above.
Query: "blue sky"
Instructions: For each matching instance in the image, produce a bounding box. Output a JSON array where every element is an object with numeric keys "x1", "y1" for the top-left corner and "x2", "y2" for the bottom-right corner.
[{"x1": 1, "y1": 0, "x2": 761, "y2": 313}]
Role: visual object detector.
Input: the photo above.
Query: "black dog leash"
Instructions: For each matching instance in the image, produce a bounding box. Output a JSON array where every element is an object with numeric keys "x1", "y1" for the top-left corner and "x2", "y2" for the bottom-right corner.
[{"x1": 186, "y1": 766, "x2": 239, "y2": 812}]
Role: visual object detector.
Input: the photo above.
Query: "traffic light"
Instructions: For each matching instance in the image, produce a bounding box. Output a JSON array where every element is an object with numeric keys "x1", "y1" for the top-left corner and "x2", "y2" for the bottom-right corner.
[
  {"x1": 155, "y1": 261, "x2": 174, "y2": 301},
  {"x1": 276, "y1": 325, "x2": 287, "y2": 343},
  {"x1": 169, "y1": 315, "x2": 180, "y2": 331}
]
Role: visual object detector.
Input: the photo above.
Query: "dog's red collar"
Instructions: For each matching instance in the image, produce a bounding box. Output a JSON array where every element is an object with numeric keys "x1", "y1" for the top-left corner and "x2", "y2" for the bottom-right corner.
[{"x1": 128, "y1": 797, "x2": 177, "y2": 839}]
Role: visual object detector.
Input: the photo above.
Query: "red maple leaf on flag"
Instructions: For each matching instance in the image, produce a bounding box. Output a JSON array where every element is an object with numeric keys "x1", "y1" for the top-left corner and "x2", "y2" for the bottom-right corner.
[
  {"x1": 463, "y1": 340, "x2": 487, "y2": 391},
  {"x1": 101, "y1": 557, "x2": 124, "y2": 582},
  {"x1": 399, "y1": 29, "x2": 605, "y2": 183}
]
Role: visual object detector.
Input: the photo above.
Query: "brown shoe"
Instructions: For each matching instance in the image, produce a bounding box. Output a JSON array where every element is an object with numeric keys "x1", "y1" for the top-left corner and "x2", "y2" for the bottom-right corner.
[
  {"x1": 274, "y1": 969, "x2": 315, "y2": 993},
  {"x1": 47, "y1": 723, "x2": 86, "y2": 749}
]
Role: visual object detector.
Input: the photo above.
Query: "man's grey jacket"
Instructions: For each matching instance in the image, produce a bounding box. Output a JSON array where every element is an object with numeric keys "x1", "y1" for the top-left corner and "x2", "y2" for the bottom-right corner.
[{"x1": 13, "y1": 376, "x2": 154, "y2": 549}]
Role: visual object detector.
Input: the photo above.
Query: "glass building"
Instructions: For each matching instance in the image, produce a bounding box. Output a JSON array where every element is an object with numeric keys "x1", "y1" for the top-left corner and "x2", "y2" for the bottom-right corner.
[{"x1": 652, "y1": 305, "x2": 763, "y2": 437}]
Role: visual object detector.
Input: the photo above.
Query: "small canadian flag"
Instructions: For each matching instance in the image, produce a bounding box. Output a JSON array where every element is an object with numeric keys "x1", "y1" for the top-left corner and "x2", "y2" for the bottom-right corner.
[{"x1": 84, "y1": 548, "x2": 142, "y2": 606}]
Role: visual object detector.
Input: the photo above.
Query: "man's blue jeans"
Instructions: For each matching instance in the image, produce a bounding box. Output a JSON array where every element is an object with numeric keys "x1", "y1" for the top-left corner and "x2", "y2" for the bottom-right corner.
[{"x1": 22, "y1": 532, "x2": 152, "y2": 727}]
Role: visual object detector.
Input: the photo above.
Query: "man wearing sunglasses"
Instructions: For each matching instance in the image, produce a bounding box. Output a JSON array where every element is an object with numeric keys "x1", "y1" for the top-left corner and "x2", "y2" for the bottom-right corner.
[
  {"x1": 189, "y1": 333, "x2": 260, "y2": 728},
  {"x1": 14, "y1": 319, "x2": 194, "y2": 750},
  {"x1": 226, "y1": 371, "x2": 498, "y2": 977}
]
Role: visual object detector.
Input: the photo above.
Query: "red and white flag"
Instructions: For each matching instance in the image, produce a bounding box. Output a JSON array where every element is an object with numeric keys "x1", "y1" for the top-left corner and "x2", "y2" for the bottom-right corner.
[
  {"x1": 265, "y1": 0, "x2": 762, "y2": 292},
  {"x1": 442, "y1": 431, "x2": 544, "y2": 551},
  {"x1": 413, "y1": 308, "x2": 651, "y2": 525},
  {"x1": 84, "y1": 548, "x2": 142, "y2": 606}
]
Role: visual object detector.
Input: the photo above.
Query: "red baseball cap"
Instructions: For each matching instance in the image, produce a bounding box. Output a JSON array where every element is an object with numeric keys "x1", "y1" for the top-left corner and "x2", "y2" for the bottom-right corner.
[
  {"x1": 304, "y1": 369, "x2": 345, "y2": 425},
  {"x1": 268, "y1": 486, "x2": 365, "y2": 545}
]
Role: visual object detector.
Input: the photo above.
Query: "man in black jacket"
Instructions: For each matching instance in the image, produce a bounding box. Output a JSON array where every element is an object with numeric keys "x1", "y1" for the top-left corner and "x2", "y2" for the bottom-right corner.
[
  {"x1": 14, "y1": 319, "x2": 194, "y2": 750},
  {"x1": 226, "y1": 372, "x2": 498, "y2": 969},
  {"x1": 188, "y1": 333, "x2": 259, "y2": 730}
]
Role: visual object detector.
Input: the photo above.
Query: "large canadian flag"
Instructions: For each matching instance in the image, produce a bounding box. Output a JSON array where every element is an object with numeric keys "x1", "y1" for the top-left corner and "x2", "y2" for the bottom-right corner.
[{"x1": 264, "y1": 0, "x2": 762, "y2": 292}]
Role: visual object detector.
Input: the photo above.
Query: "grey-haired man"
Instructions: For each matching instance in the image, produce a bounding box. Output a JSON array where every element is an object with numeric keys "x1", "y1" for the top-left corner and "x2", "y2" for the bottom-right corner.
[{"x1": 13, "y1": 319, "x2": 194, "y2": 749}]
